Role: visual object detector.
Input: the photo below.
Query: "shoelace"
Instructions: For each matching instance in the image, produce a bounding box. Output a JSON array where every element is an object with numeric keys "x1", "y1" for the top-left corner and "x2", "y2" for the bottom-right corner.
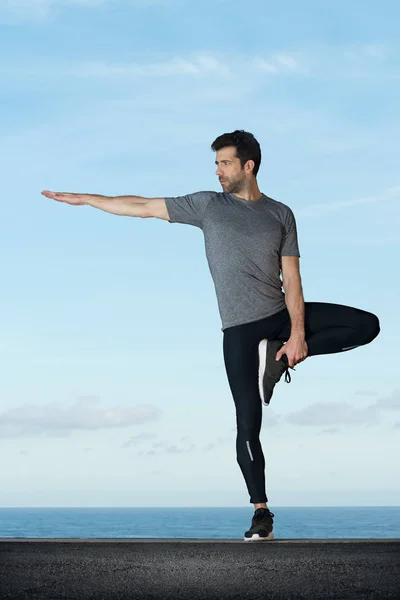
[
  {"x1": 254, "y1": 509, "x2": 274, "y2": 521},
  {"x1": 284, "y1": 366, "x2": 293, "y2": 383},
  {"x1": 282, "y1": 356, "x2": 295, "y2": 384}
]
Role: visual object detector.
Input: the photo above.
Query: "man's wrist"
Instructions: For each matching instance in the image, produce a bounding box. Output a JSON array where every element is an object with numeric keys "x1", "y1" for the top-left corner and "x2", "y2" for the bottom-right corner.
[{"x1": 290, "y1": 330, "x2": 306, "y2": 340}]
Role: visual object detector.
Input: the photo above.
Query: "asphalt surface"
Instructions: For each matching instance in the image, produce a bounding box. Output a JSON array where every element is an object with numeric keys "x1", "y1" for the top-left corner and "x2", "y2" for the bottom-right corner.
[{"x1": 0, "y1": 539, "x2": 399, "y2": 600}]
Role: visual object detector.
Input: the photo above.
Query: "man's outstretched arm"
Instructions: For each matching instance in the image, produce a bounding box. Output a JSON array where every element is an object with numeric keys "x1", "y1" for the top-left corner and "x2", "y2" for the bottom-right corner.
[{"x1": 41, "y1": 191, "x2": 170, "y2": 220}]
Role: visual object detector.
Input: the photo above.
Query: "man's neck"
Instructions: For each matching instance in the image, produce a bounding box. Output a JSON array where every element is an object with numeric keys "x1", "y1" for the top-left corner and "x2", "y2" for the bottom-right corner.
[{"x1": 232, "y1": 183, "x2": 262, "y2": 201}]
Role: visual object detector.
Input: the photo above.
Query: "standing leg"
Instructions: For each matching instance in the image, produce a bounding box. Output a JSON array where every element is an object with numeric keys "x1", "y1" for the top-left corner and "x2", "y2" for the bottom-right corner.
[
  {"x1": 223, "y1": 327, "x2": 268, "y2": 505},
  {"x1": 276, "y1": 302, "x2": 380, "y2": 356},
  {"x1": 223, "y1": 315, "x2": 291, "y2": 541}
]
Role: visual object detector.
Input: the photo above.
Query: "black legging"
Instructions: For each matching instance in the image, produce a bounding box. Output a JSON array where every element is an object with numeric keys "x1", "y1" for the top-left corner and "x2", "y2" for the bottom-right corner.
[{"x1": 222, "y1": 302, "x2": 380, "y2": 504}]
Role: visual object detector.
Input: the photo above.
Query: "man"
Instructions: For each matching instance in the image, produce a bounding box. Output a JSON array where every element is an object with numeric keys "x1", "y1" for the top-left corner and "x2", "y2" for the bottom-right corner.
[{"x1": 42, "y1": 129, "x2": 380, "y2": 542}]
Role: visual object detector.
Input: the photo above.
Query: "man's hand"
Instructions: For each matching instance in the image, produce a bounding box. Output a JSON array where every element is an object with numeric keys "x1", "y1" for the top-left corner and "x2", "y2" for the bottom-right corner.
[
  {"x1": 276, "y1": 336, "x2": 308, "y2": 368},
  {"x1": 42, "y1": 190, "x2": 91, "y2": 205},
  {"x1": 41, "y1": 190, "x2": 155, "y2": 217}
]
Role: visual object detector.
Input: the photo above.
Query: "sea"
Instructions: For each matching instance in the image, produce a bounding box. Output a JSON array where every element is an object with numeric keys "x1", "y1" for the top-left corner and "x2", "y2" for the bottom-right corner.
[{"x1": 0, "y1": 507, "x2": 399, "y2": 539}]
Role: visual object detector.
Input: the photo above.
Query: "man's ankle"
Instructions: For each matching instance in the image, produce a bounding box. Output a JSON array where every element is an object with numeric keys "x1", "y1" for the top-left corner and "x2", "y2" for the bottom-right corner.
[{"x1": 254, "y1": 503, "x2": 268, "y2": 510}]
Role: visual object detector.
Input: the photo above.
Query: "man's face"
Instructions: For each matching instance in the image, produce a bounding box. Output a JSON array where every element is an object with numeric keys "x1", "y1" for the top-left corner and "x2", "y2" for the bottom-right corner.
[{"x1": 215, "y1": 146, "x2": 248, "y2": 194}]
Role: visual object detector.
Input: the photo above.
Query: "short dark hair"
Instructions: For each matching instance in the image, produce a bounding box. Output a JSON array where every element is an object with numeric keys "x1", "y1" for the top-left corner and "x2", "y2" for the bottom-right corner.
[{"x1": 211, "y1": 130, "x2": 262, "y2": 177}]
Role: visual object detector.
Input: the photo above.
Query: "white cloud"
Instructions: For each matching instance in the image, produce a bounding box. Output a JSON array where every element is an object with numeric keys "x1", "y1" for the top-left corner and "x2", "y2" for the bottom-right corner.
[
  {"x1": 139, "y1": 441, "x2": 196, "y2": 455},
  {"x1": 1, "y1": 0, "x2": 166, "y2": 22},
  {"x1": 122, "y1": 432, "x2": 158, "y2": 447},
  {"x1": 299, "y1": 185, "x2": 400, "y2": 215},
  {"x1": 203, "y1": 435, "x2": 231, "y2": 452},
  {"x1": 137, "y1": 434, "x2": 236, "y2": 456},
  {"x1": 65, "y1": 55, "x2": 231, "y2": 78},
  {"x1": 2, "y1": 0, "x2": 102, "y2": 19},
  {"x1": 317, "y1": 428, "x2": 340, "y2": 435},
  {"x1": 252, "y1": 52, "x2": 304, "y2": 75},
  {"x1": 362, "y1": 44, "x2": 387, "y2": 59},
  {"x1": 1, "y1": 52, "x2": 305, "y2": 82},
  {"x1": 0, "y1": 396, "x2": 162, "y2": 438},
  {"x1": 370, "y1": 389, "x2": 400, "y2": 412},
  {"x1": 285, "y1": 389, "x2": 400, "y2": 428},
  {"x1": 343, "y1": 43, "x2": 388, "y2": 61},
  {"x1": 285, "y1": 401, "x2": 378, "y2": 427}
]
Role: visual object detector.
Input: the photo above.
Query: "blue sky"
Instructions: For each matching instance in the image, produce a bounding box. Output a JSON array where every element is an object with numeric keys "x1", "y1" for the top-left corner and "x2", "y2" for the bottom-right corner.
[{"x1": 0, "y1": 0, "x2": 399, "y2": 508}]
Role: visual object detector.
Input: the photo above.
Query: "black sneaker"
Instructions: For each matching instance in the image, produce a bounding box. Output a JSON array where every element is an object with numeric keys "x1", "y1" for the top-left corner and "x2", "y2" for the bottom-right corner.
[
  {"x1": 244, "y1": 508, "x2": 275, "y2": 542},
  {"x1": 258, "y1": 339, "x2": 294, "y2": 406}
]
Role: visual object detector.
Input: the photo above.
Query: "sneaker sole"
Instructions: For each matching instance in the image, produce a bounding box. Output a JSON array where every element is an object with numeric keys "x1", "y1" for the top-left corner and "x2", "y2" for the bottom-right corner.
[
  {"x1": 244, "y1": 532, "x2": 274, "y2": 542},
  {"x1": 258, "y1": 339, "x2": 268, "y2": 406}
]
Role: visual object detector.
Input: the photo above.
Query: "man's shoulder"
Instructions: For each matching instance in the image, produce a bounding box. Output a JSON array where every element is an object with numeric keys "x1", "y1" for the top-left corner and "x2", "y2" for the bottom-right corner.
[
  {"x1": 263, "y1": 194, "x2": 295, "y2": 217},
  {"x1": 182, "y1": 190, "x2": 222, "y2": 205},
  {"x1": 192, "y1": 190, "x2": 221, "y2": 198}
]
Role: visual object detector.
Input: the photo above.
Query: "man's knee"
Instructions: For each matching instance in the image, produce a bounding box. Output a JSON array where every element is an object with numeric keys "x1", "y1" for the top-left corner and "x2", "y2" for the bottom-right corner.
[{"x1": 361, "y1": 311, "x2": 380, "y2": 344}]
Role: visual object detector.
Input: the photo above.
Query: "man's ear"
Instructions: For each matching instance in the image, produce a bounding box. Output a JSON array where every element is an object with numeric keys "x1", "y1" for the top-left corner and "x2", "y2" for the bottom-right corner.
[{"x1": 245, "y1": 159, "x2": 255, "y2": 174}]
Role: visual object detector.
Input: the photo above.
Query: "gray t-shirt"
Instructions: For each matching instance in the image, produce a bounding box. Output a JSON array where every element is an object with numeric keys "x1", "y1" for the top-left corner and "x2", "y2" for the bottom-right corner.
[{"x1": 164, "y1": 191, "x2": 300, "y2": 331}]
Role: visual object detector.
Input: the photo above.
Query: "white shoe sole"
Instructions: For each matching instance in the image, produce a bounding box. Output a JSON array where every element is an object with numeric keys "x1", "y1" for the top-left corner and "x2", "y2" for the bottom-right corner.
[
  {"x1": 258, "y1": 339, "x2": 268, "y2": 406},
  {"x1": 244, "y1": 531, "x2": 274, "y2": 542}
]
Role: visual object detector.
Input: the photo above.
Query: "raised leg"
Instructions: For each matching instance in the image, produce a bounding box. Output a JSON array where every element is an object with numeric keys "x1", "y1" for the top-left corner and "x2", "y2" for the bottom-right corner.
[{"x1": 276, "y1": 302, "x2": 380, "y2": 356}]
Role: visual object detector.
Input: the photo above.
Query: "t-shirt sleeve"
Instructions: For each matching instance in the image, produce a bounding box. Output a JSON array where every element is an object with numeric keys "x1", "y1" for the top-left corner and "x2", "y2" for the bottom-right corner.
[
  {"x1": 164, "y1": 191, "x2": 214, "y2": 229},
  {"x1": 280, "y1": 207, "x2": 300, "y2": 257}
]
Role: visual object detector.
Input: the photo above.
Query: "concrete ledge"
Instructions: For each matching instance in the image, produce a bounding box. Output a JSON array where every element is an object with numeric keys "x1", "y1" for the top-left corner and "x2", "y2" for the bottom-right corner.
[
  {"x1": 1, "y1": 537, "x2": 400, "y2": 544},
  {"x1": 1, "y1": 539, "x2": 399, "y2": 599}
]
